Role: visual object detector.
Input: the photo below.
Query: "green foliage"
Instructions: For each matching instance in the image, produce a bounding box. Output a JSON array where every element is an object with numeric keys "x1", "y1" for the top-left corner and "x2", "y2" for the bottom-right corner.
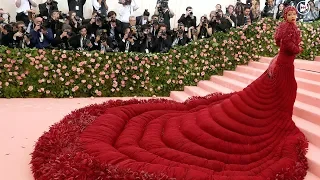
[{"x1": 0, "y1": 18, "x2": 319, "y2": 98}]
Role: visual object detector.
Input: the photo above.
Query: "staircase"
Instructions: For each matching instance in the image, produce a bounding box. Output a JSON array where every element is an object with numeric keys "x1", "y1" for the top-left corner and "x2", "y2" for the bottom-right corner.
[{"x1": 170, "y1": 57, "x2": 320, "y2": 180}]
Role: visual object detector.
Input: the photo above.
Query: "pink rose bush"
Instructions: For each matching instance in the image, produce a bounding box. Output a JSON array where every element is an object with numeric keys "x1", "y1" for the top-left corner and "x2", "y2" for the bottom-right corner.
[{"x1": 0, "y1": 18, "x2": 319, "y2": 98}]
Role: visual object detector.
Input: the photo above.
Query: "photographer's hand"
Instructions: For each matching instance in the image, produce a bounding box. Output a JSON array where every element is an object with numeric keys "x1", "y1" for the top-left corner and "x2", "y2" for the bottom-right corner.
[
  {"x1": 34, "y1": 24, "x2": 41, "y2": 31},
  {"x1": 128, "y1": 37, "x2": 134, "y2": 43},
  {"x1": 14, "y1": 32, "x2": 23, "y2": 38},
  {"x1": 60, "y1": 31, "x2": 68, "y2": 39},
  {"x1": 122, "y1": 33, "x2": 128, "y2": 41},
  {"x1": 95, "y1": 35, "x2": 101, "y2": 43},
  {"x1": 41, "y1": 28, "x2": 47, "y2": 34},
  {"x1": 24, "y1": 35, "x2": 31, "y2": 44},
  {"x1": 90, "y1": 18, "x2": 95, "y2": 24}
]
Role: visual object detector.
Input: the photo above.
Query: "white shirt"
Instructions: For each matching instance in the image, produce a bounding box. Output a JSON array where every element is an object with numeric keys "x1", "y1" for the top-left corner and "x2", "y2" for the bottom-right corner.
[
  {"x1": 315, "y1": 0, "x2": 320, "y2": 9},
  {"x1": 92, "y1": 0, "x2": 101, "y2": 11},
  {"x1": 119, "y1": 0, "x2": 139, "y2": 23},
  {"x1": 15, "y1": 0, "x2": 31, "y2": 13},
  {"x1": 142, "y1": 18, "x2": 147, "y2": 25},
  {"x1": 275, "y1": 0, "x2": 284, "y2": 5}
]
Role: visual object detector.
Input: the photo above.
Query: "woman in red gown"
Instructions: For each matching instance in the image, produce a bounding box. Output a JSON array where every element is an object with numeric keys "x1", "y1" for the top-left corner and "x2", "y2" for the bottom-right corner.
[{"x1": 31, "y1": 6, "x2": 308, "y2": 180}]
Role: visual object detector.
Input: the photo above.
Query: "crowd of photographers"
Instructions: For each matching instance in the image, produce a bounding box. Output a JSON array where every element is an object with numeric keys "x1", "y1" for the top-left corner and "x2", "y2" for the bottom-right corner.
[{"x1": 0, "y1": 0, "x2": 319, "y2": 53}]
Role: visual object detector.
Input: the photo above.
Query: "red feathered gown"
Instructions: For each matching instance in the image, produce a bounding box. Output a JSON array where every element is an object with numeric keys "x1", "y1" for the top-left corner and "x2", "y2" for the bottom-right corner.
[{"x1": 31, "y1": 23, "x2": 308, "y2": 180}]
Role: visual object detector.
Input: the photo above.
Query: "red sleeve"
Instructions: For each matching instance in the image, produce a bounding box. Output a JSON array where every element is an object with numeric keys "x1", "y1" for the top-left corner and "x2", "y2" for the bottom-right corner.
[{"x1": 280, "y1": 29, "x2": 301, "y2": 55}]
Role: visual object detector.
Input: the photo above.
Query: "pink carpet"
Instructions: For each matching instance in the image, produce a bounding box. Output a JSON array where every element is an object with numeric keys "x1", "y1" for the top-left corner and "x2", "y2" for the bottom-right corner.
[{"x1": 0, "y1": 97, "x2": 168, "y2": 180}]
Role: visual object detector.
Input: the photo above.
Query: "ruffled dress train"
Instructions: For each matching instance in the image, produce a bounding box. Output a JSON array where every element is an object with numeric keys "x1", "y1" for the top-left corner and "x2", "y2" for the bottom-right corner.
[{"x1": 31, "y1": 24, "x2": 308, "y2": 180}]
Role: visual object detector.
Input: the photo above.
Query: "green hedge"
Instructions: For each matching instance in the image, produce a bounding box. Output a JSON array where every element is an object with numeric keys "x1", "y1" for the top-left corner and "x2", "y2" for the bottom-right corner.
[{"x1": 0, "y1": 18, "x2": 319, "y2": 98}]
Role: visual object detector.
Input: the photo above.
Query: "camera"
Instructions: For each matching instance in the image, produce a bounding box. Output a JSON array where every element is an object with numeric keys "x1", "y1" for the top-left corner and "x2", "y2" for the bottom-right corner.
[
  {"x1": 118, "y1": 0, "x2": 132, "y2": 5},
  {"x1": 95, "y1": 13, "x2": 106, "y2": 22},
  {"x1": 60, "y1": 12, "x2": 68, "y2": 19},
  {"x1": 160, "y1": 30, "x2": 166, "y2": 36},
  {"x1": 157, "y1": 0, "x2": 169, "y2": 22},
  {"x1": 63, "y1": 30, "x2": 73, "y2": 37},
  {"x1": 157, "y1": 0, "x2": 169, "y2": 9},
  {"x1": 191, "y1": 28, "x2": 197, "y2": 34},
  {"x1": 128, "y1": 31, "x2": 134, "y2": 39},
  {"x1": 100, "y1": 36, "x2": 108, "y2": 43},
  {"x1": 97, "y1": 29, "x2": 108, "y2": 36},
  {"x1": 202, "y1": 17, "x2": 208, "y2": 25},
  {"x1": 75, "y1": 16, "x2": 82, "y2": 22}
]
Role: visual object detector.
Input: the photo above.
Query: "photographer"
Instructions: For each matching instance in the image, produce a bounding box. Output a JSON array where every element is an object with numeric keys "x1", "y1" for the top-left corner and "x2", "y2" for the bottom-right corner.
[
  {"x1": 237, "y1": 6, "x2": 252, "y2": 27},
  {"x1": 137, "y1": 24, "x2": 154, "y2": 53},
  {"x1": 119, "y1": 27, "x2": 138, "y2": 52},
  {"x1": 52, "y1": 24, "x2": 74, "y2": 50},
  {"x1": 87, "y1": 11, "x2": 105, "y2": 36},
  {"x1": 92, "y1": 0, "x2": 108, "y2": 17},
  {"x1": 178, "y1": 6, "x2": 196, "y2": 29},
  {"x1": 262, "y1": 0, "x2": 276, "y2": 18},
  {"x1": 187, "y1": 26, "x2": 198, "y2": 42},
  {"x1": 15, "y1": 0, "x2": 37, "y2": 26},
  {"x1": 0, "y1": 9, "x2": 10, "y2": 24},
  {"x1": 171, "y1": 23, "x2": 189, "y2": 47},
  {"x1": 149, "y1": 15, "x2": 160, "y2": 36},
  {"x1": 225, "y1": 5, "x2": 237, "y2": 27},
  {"x1": 67, "y1": 11, "x2": 82, "y2": 32},
  {"x1": 154, "y1": 0, "x2": 174, "y2": 29},
  {"x1": 12, "y1": 21, "x2": 33, "y2": 48},
  {"x1": 153, "y1": 24, "x2": 171, "y2": 53},
  {"x1": 106, "y1": 12, "x2": 122, "y2": 41},
  {"x1": 196, "y1": 16, "x2": 212, "y2": 39},
  {"x1": 69, "y1": 26, "x2": 94, "y2": 51},
  {"x1": 68, "y1": 0, "x2": 86, "y2": 18},
  {"x1": 0, "y1": 24, "x2": 14, "y2": 47},
  {"x1": 38, "y1": 0, "x2": 59, "y2": 18},
  {"x1": 30, "y1": 17, "x2": 54, "y2": 49},
  {"x1": 136, "y1": 9, "x2": 150, "y2": 26},
  {"x1": 118, "y1": 0, "x2": 139, "y2": 30},
  {"x1": 94, "y1": 29, "x2": 115, "y2": 53},
  {"x1": 127, "y1": 16, "x2": 141, "y2": 39},
  {"x1": 303, "y1": 0, "x2": 319, "y2": 22},
  {"x1": 215, "y1": 10, "x2": 232, "y2": 32},
  {"x1": 45, "y1": 10, "x2": 63, "y2": 36}
]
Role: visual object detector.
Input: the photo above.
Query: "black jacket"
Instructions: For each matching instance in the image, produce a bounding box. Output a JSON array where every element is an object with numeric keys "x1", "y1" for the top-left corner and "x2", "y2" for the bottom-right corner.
[{"x1": 39, "y1": 1, "x2": 59, "y2": 18}]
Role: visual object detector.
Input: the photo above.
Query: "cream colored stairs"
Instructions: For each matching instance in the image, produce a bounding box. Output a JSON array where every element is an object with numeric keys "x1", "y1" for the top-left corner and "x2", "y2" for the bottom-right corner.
[{"x1": 170, "y1": 57, "x2": 320, "y2": 179}]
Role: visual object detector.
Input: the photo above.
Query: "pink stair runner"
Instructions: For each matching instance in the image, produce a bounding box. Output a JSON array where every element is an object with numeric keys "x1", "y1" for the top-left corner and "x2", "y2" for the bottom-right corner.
[{"x1": 170, "y1": 57, "x2": 320, "y2": 180}]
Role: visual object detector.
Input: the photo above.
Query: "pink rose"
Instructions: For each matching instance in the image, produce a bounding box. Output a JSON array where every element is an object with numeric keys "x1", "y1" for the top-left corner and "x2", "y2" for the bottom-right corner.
[{"x1": 28, "y1": 86, "x2": 33, "y2": 91}]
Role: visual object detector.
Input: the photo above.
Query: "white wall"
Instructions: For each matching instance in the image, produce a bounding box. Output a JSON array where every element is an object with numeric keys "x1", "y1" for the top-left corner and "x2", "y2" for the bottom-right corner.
[{"x1": 3, "y1": 0, "x2": 243, "y2": 27}]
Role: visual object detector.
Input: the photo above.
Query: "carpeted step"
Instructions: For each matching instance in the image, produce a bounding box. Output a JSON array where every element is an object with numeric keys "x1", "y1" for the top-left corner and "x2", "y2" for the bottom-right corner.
[
  {"x1": 306, "y1": 144, "x2": 320, "y2": 177},
  {"x1": 209, "y1": 75, "x2": 320, "y2": 126},
  {"x1": 197, "y1": 80, "x2": 233, "y2": 94},
  {"x1": 169, "y1": 91, "x2": 191, "y2": 102},
  {"x1": 293, "y1": 115, "x2": 320, "y2": 149},
  {"x1": 315, "y1": 56, "x2": 320, "y2": 62},
  {"x1": 259, "y1": 57, "x2": 320, "y2": 73},
  {"x1": 305, "y1": 171, "x2": 320, "y2": 180},
  {"x1": 223, "y1": 71, "x2": 320, "y2": 107},
  {"x1": 184, "y1": 86, "x2": 211, "y2": 97},
  {"x1": 294, "y1": 101, "x2": 320, "y2": 126},
  {"x1": 245, "y1": 62, "x2": 320, "y2": 85}
]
